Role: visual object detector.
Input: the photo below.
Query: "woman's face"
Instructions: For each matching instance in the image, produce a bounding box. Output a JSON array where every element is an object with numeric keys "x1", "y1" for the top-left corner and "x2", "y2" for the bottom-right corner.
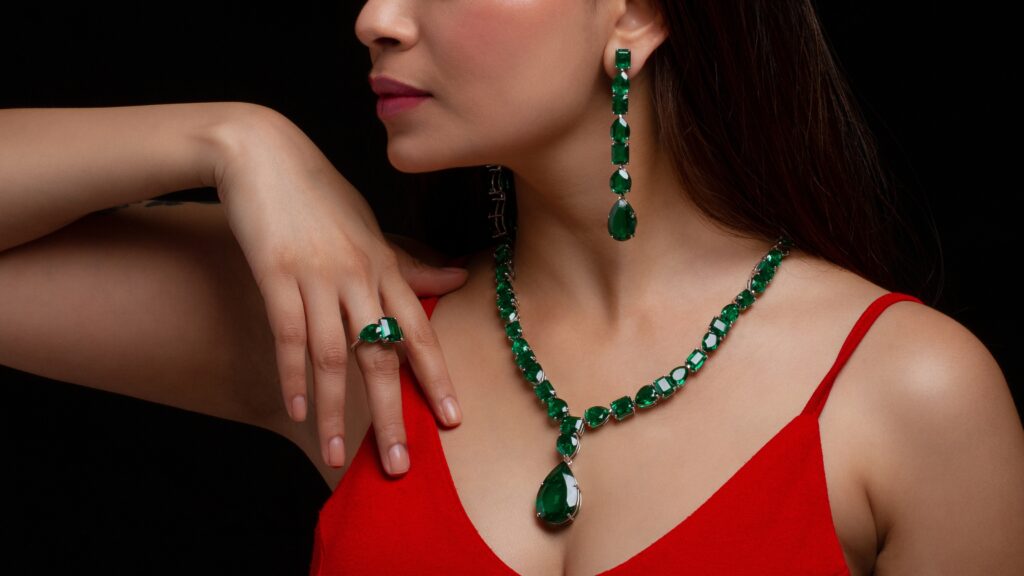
[{"x1": 355, "y1": 0, "x2": 610, "y2": 174}]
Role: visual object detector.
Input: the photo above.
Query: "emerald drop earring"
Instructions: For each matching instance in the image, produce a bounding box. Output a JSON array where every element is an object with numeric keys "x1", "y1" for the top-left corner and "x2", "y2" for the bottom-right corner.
[{"x1": 607, "y1": 47, "x2": 636, "y2": 241}]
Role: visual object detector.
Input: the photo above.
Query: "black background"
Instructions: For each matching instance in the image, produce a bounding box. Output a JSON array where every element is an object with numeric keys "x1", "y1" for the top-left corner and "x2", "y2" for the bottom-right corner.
[{"x1": 1, "y1": 2, "x2": 1018, "y2": 574}]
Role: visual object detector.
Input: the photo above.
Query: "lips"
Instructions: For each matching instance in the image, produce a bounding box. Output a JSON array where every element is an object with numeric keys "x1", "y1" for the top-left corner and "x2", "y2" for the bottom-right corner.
[{"x1": 368, "y1": 74, "x2": 431, "y2": 97}]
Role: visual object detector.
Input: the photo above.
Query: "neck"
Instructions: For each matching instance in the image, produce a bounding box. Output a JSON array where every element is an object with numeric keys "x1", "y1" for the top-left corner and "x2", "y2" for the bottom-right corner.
[{"x1": 498, "y1": 96, "x2": 774, "y2": 329}]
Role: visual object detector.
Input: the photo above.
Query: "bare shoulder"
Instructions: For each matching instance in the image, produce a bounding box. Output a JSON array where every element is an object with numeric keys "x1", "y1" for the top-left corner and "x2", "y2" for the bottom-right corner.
[{"x1": 787, "y1": 251, "x2": 1024, "y2": 573}]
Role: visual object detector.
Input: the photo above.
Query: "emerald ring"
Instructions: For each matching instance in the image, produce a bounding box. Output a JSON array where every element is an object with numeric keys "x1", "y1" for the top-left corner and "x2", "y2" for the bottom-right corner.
[{"x1": 351, "y1": 316, "x2": 405, "y2": 351}]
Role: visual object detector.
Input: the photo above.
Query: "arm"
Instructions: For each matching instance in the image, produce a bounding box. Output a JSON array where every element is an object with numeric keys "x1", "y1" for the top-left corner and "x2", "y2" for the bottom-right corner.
[
  {"x1": 866, "y1": 304, "x2": 1024, "y2": 574},
  {"x1": 0, "y1": 102, "x2": 256, "y2": 252},
  {"x1": 0, "y1": 103, "x2": 291, "y2": 431}
]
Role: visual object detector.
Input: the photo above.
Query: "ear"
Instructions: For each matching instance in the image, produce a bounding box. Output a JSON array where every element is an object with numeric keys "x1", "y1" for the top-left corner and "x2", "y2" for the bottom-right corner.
[{"x1": 603, "y1": 0, "x2": 669, "y2": 79}]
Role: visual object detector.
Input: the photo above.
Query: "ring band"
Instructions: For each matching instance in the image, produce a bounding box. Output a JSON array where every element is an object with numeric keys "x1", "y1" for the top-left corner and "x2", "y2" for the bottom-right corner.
[{"x1": 351, "y1": 316, "x2": 405, "y2": 351}]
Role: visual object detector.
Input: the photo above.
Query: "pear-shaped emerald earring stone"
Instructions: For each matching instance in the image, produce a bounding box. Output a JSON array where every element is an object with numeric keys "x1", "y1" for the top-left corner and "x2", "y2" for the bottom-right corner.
[
  {"x1": 607, "y1": 197, "x2": 637, "y2": 240},
  {"x1": 535, "y1": 460, "x2": 581, "y2": 525}
]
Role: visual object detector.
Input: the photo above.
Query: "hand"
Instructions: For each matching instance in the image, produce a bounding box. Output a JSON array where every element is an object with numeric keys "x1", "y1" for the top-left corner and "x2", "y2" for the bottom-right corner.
[{"x1": 212, "y1": 105, "x2": 466, "y2": 476}]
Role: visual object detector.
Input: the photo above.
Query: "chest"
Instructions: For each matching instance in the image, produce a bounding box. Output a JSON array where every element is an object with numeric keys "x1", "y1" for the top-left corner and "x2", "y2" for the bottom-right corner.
[{"x1": 429, "y1": 297, "x2": 877, "y2": 575}]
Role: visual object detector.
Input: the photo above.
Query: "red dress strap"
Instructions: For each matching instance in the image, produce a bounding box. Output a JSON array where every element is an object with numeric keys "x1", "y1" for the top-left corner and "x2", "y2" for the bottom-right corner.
[{"x1": 800, "y1": 291, "x2": 925, "y2": 419}]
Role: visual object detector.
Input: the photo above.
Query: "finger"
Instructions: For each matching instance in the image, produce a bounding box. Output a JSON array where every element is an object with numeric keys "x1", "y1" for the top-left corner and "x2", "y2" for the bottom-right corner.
[
  {"x1": 379, "y1": 266, "x2": 462, "y2": 429},
  {"x1": 257, "y1": 272, "x2": 311, "y2": 424},
  {"x1": 341, "y1": 288, "x2": 409, "y2": 477},
  {"x1": 297, "y1": 280, "x2": 350, "y2": 469}
]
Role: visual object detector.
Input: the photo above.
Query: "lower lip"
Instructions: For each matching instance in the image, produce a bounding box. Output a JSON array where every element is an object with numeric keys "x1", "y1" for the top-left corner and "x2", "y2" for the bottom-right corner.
[{"x1": 376, "y1": 95, "x2": 430, "y2": 119}]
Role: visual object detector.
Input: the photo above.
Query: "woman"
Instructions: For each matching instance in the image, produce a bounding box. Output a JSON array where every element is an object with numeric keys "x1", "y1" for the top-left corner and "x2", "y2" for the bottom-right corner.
[{"x1": 1, "y1": 1, "x2": 1020, "y2": 576}]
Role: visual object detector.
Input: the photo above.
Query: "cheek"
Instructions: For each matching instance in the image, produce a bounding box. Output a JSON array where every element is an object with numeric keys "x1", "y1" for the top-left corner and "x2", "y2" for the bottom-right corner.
[{"x1": 437, "y1": 1, "x2": 594, "y2": 123}]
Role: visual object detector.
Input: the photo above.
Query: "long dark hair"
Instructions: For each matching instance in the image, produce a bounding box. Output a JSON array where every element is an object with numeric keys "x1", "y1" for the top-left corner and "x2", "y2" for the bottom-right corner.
[{"x1": 391, "y1": 0, "x2": 942, "y2": 305}]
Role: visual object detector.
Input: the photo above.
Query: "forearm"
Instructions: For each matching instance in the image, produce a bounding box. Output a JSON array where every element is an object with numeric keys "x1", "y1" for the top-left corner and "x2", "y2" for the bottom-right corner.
[{"x1": 0, "y1": 101, "x2": 255, "y2": 252}]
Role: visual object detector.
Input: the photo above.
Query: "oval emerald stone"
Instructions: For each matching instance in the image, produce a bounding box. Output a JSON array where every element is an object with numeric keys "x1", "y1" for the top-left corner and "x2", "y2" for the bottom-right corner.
[
  {"x1": 635, "y1": 384, "x2": 659, "y2": 408},
  {"x1": 610, "y1": 116, "x2": 630, "y2": 143},
  {"x1": 610, "y1": 168, "x2": 631, "y2": 194},
  {"x1": 608, "y1": 198, "x2": 637, "y2": 241},
  {"x1": 556, "y1": 433, "x2": 579, "y2": 459},
  {"x1": 584, "y1": 406, "x2": 610, "y2": 428},
  {"x1": 536, "y1": 461, "x2": 580, "y2": 525},
  {"x1": 358, "y1": 323, "x2": 381, "y2": 343},
  {"x1": 511, "y1": 337, "x2": 531, "y2": 356},
  {"x1": 721, "y1": 303, "x2": 740, "y2": 324},
  {"x1": 505, "y1": 320, "x2": 522, "y2": 339},
  {"x1": 612, "y1": 70, "x2": 630, "y2": 96},
  {"x1": 546, "y1": 397, "x2": 569, "y2": 420},
  {"x1": 736, "y1": 289, "x2": 755, "y2": 309},
  {"x1": 533, "y1": 380, "x2": 555, "y2": 402}
]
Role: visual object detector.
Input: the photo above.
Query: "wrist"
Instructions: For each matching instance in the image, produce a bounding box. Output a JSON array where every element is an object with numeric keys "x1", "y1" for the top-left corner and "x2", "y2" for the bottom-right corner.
[{"x1": 200, "y1": 102, "x2": 294, "y2": 199}]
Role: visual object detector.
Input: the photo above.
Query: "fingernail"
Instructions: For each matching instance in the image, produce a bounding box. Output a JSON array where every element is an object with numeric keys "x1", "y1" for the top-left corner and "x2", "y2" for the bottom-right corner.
[
  {"x1": 388, "y1": 442, "x2": 409, "y2": 475},
  {"x1": 442, "y1": 396, "x2": 462, "y2": 426},
  {"x1": 291, "y1": 395, "x2": 307, "y2": 421},
  {"x1": 328, "y1": 436, "x2": 345, "y2": 468}
]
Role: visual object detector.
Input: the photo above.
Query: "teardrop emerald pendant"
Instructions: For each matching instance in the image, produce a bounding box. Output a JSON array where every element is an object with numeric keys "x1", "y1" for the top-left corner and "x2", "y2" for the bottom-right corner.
[{"x1": 535, "y1": 460, "x2": 582, "y2": 525}]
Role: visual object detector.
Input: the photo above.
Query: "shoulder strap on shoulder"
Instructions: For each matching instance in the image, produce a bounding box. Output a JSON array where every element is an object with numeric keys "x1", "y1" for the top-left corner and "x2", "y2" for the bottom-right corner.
[{"x1": 801, "y1": 291, "x2": 925, "y2": 418}]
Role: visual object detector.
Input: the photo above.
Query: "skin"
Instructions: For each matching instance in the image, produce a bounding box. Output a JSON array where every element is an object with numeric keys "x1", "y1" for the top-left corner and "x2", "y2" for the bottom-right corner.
[{"x1": 338, "y1": 0, "x2": 1024, "y2": 574}]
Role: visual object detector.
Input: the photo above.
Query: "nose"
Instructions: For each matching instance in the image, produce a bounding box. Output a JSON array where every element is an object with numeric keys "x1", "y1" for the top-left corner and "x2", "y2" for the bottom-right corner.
[{"x1": 355, "y1": 0, "x2": 418, "y2": 54}]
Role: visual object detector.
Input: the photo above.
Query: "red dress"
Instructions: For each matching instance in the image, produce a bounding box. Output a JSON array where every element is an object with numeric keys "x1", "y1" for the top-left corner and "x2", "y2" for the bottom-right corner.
[{"x1": 310, "y1": 288, "x2": 923, "y2": 575}]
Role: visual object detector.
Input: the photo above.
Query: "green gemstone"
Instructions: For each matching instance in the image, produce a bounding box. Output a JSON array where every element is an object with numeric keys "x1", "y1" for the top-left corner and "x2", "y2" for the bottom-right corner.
[
  {"x1": 380, "y1": 317, "x2": 403, "y2": 342},
  {"x1": 358, "y1": 323, "x2": 381, "y2": 343},
  {"x1": 612, "y1": 92, "x2": 629, "y2": 114},
  {"x1": 610, "y1": 116, "x2": 630, "y2": 143},
  {"x1": 534, "y1": 380, "x2": 555, "y2": 402},
  {"x1": 556, "y1": 433, "x2": 579, "y2": 459},
  {"x1": 701, "y1": 331, "x2": 720, "y2": 353},
  {"x1": 767, "y1": 246, "x2": 784, "y2": 264},
  {"x1": 635, "y1": 384, "x2": 659, "y2": 408},
  {"x1": 709, "y1": 316, "x2": 730, "y2": 338},
  {"x1": 515, "y1": 353, "x2": 535, "y2": 369},
  {"x1": 610, "y1": 395, "x2": 635, "y2": 420},
  {"x1": 615, "y1": 48, "x2": 631, "y2": 70},
  {"x1": 511, "y1": 337, "x2": 531, "y2": 356},
  {"x1": 653, "y1": 376, "x2": 676, "y2": 397},
  {"x1": 495, "y1": 263, "x2": 511, "y2": 281},
  {"x1": 584, "y1": 405, "x2": 611, "y2": 428},
  {"x1": 611, "y1": 141, "x2": 629, "y2": 165},
  {"x1": 612, "y1": 70, "x2": 630, "y2": 96},
  {"x1": 607, "y1": 198, "x2": 637, "y2": 241},
  {"x1": 546, "y1": 396, "x2": 569, "y2": 420},
  {"x1": 736, "y1": 289, "x2": 755, "y2": 309},
  {"x1": 505, "y1": 320, "x2": 522, "y2": 339},
  {"x1": 494, "y1": 242, "x2": 511, "y2": 263},
  {"x1": 560, "y1": 415, "x2": 585, "y2": 436},
  {"x1": 610, "y1": 168, "x2": 631, "y2": 194},
  {"x1": 686, "y1": 349, "x2": 707, "y2": 372},
  {"x1": 750, "y1": 271, "x2": 768, "y2": 294},
  {"x1": 669, "y1": 365, "x2": 688, "y2": 388},
  {"x1": 500, "y1": 307, "x2": 519, "y2": 322},
  {"x1": 497, "y1": 291, "x2": 516, "y2": 309},
  {"x1": 756, "y1": 258, "x2": 777, "y2": 281},
  {"x1": 525, "y1": 362, "x2": 546, "y2": 385},
  {"x1": 496, "y1": 279, "x2": 511, "y2": 293},
  {"x1": 721, "y1": 303, "x2": 740, "y2": 324},
  {"x1": 536, "y1": 461, "x2": 580, "y2": 525}
]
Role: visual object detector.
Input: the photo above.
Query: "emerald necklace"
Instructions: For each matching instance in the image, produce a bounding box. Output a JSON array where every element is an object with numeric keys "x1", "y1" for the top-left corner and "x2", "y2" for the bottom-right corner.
[{"x1": 491, "y1": 234, "x2": 794, "y2": 526}]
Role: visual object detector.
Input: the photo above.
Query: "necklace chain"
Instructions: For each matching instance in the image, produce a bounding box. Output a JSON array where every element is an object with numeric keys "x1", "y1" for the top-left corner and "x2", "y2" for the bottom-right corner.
[{"x1": 492, "y1": 234, "x2": 795, "y2": 526}]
